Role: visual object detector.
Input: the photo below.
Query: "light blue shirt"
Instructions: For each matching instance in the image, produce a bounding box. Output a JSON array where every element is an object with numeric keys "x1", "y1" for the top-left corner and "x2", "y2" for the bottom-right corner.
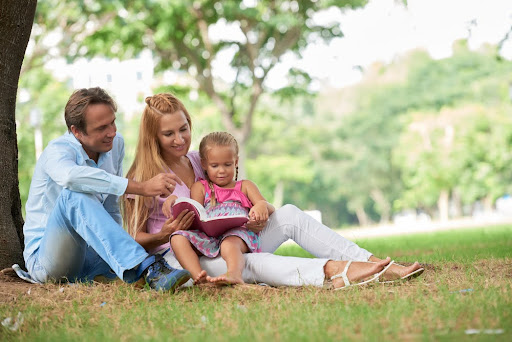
[{"x1": 23, "y1": 132, "x2": 129, "y2": 261}]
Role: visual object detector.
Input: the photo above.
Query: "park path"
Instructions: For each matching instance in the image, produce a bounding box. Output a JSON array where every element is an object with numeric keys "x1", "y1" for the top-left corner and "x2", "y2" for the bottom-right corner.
[
  {"x1": 334, "y1": 215, "x2": 512, "y2": 240},
  {"x1": 282, "y1": 215, "x2": 512, "y2": 247}
]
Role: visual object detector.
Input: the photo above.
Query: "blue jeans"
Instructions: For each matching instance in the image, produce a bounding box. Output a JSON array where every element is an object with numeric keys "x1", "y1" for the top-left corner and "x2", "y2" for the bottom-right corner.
[{"x1": 26, "y1": 189, "x2": 148, "y2": 283}]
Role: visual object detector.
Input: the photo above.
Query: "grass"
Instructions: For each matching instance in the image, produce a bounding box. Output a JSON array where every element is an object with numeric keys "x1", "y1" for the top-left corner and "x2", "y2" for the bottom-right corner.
[
  {"x1": 275, "y1": 224, "x2": 512, "y2": 262},
  {"x1": 1, "y1": 225, "x2": 511, "y2": 341}
]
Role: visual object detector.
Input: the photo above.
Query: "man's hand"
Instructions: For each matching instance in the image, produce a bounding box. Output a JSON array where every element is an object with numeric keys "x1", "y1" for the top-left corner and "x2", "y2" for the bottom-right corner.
[{"x1": 126, "y1": 173, "x2": 182, "y2": 197}]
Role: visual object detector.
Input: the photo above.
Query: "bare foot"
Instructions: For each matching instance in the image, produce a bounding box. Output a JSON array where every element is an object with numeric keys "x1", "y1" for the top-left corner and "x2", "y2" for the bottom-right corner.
[
  {"x1": 325, "y1": 257, "x2": 391, "y2": 289},
  {"x1": 193, "y1": 270, "x2": 208, "y2": 284},
  {"x1": 380, "y1": 261, "x2": 423, "y2": 282},
  {"x1": 206, "y1": 273, "x2": 245, "y2": 286}
]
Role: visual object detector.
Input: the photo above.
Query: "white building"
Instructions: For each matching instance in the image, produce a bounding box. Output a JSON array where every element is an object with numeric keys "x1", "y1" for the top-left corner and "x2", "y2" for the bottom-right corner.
[{"x1": 47, "y1": 50, "x2": 155, "y2": 120}]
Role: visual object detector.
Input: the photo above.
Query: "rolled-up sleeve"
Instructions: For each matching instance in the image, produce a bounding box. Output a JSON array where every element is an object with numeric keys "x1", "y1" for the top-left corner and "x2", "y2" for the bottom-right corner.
[{"x1": 43, "y1": 141, "x2": 128, "y2": 196}]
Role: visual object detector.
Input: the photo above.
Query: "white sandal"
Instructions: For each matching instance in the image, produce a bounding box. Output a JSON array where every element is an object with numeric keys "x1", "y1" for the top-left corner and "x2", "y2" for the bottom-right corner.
[
  {"x1": 331, "y1": 260, "x2": 395, "y2": 290},
  {"x1": 378, "y1": 265, "x2": 424, "y2": 284}
]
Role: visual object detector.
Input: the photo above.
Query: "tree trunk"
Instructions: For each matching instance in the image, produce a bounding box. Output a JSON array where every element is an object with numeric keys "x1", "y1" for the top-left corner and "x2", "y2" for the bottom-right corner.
[
  {"x1": 355, "y1": 206, "x2": 370, "y2": 227},
  {"x1": 0, "y1": 0, "x2": 38, "y2": 269},
  {"x1": 236, "y1": 139, "x2": 248, "y2": 180},
  {"x1": 482, "y1": 195, "x2": 494, "y2": 213},
  {"x1": 370, "y1": 188, "x2": 391, "y2": 223},
  {"x1": 272, "y1": 180, "x2": 284, "y2": 209},
  {"x1": 437, "y1": 189, "x2": 449, "y2": 222},
  {"x1": 450, "y1": 189, "x2": 463, "y2": 218}
]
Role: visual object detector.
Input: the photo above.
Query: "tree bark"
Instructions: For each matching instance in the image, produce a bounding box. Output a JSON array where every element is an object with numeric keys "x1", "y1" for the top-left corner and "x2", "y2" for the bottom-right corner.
[{"x1": 0, "y1": 0, "x2": 38, "y2": 269}]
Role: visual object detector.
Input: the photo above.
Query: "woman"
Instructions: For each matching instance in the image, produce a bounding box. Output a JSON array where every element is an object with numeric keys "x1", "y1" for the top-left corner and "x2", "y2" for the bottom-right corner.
[{"x1": 123, "y1": 93, "x2": 423, "y2": 288}]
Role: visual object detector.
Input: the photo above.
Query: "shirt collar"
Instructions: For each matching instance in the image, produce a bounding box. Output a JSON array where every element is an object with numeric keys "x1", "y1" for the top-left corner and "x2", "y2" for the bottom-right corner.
[{"x1": 64, "y1": 131, "x2": 112, "y2": 166}]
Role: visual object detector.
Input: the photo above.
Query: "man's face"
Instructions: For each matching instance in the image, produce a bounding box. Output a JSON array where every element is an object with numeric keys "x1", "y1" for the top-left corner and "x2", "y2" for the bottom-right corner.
[{"x1": 71, "y1": 103, "x2": 116, "y2": 162}]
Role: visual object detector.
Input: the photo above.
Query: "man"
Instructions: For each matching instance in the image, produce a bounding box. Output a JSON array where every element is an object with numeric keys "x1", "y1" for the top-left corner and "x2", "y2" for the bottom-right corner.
[{"x1": 21, "y1": 87, "x2": 192, "y2": 291}]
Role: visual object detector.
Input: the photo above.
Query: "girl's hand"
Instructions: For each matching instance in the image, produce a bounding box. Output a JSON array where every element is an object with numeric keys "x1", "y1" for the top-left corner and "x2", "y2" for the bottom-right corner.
[
  {"x1": 162, "y1": 195, "x2": 178, "y2": 218},
  {"x1": 246, "y1": 201, "x2": 269, "y2": 233},
  {"x1": 160, "y1": 209, "x2": 195, "y2": 236},
  {"x1": 249, "y1": 201, "x2": 269, "y2": 222}
]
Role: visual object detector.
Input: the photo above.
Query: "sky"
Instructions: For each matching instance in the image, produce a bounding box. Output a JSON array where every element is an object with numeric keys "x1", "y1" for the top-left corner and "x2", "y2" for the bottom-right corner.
[{"x1": 263, "y1": 0, "x2": 512, "y2": 89}]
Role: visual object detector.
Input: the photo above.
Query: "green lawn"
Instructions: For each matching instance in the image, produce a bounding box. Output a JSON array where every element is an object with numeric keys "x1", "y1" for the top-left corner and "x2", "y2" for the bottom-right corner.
[
  {"x1": 275, "y1": 224, "x2": 512, "y2": 262},
  {"x1": 1, "y1": 225, "x2": 511, "y2": 341}
]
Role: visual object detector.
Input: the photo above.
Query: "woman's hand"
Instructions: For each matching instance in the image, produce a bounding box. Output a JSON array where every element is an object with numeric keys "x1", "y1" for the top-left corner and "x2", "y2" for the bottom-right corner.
[
  {"x1": 245, "y1": 218, "x2": 268, "y2": 233},
  {"x1": 249, "y1": 201, "x2": 269, "y2": 221},
  {"x1": 160, "y1": 209, "x2": 195, "y2": 236},
  {"x1": 162, "y1": 195, "x2": 178, "y2": 218}
]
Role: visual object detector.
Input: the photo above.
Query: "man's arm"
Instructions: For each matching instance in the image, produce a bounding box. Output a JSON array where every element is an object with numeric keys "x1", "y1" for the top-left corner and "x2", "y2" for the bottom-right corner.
[
  {"x1": 104, "y1": 137, "x2": 126, "y2": 224},
  {"x1": 43, "y1": 142, "x2": 129, "y2": 196},
  {"x1": 125, "y1": 174, "x2": 182, "y2": 197},
  {"x1": 44, "y1": 140, "x2": 181, "y2": 198}
]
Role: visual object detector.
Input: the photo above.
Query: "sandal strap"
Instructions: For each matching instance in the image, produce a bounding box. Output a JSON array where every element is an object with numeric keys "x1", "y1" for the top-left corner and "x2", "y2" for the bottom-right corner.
[{"x1": 330, "y1": 260, "x2": 352, "y2": 286}]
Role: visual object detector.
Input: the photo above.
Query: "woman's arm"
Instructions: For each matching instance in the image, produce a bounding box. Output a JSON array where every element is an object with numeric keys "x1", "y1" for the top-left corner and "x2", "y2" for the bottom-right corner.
[
  {"x1": 135, "y1": 210, "x2": 196, "y2": 252},
  {"x1": 135, "y1": 229, "x2": 172, "y2": 252}
]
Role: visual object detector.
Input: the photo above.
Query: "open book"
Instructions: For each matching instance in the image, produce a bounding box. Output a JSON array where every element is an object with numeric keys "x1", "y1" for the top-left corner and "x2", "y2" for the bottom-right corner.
[{"x1": 172, "y1": 197, "x2": 249, "y2": 237}]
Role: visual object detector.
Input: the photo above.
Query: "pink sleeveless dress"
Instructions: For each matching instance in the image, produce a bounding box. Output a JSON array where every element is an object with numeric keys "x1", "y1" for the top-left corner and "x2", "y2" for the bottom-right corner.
[{"x1": 170, "y1": 180, "x2": 261, "y2": 257}]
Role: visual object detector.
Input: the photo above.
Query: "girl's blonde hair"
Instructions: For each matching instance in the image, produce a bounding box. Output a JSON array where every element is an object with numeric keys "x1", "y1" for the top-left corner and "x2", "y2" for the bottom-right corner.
[
  {"x1": 123, "y1": 93, "x2": 192, "y2": 237},
  {"x1": 198, "y1": 131, "x2": 239, "y2": 207}
]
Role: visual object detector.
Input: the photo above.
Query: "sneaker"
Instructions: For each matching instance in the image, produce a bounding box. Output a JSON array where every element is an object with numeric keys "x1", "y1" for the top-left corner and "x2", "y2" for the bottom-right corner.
[{"x1": 144, "y1": 256, "x2": 191, "y2": 292}]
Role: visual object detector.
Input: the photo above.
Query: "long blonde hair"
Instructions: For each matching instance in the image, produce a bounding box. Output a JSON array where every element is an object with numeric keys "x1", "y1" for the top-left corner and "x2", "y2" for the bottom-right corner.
[
  {"x1": 199, "y1": 131, "x2": 239, "y2": 207},
  {"x1": 122, "y1": 93, "x2": 192, "y2": 237}
]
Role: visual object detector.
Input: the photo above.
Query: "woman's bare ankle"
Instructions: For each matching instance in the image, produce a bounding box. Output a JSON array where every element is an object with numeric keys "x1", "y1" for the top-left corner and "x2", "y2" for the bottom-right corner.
[{"x1": 324, "y1": 260, "x2": 347, "y2": 280}]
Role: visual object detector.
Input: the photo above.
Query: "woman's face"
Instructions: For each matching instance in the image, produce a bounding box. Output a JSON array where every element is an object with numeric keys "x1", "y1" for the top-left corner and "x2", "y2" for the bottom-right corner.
[{"x1": 157, "y1": 110, "x2": 191, "y2": 160}]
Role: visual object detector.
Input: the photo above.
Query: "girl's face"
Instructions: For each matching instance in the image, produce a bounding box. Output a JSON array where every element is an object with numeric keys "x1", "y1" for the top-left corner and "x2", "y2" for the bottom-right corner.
[
  {"x1": 157, "y1": 111, "x2": 191, "y2": 161},
  {"x1": 202, "y1": 145, "x2": 238, "y2": 187}
]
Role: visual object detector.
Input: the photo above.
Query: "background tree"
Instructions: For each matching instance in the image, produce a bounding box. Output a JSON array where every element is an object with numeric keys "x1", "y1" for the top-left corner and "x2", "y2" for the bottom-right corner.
[
  {"x1": 0, "y1": 0, "x2": 38, "y2": 269},
  {"x1": 65, "y1": 0, "x2": 368, "y2": 176},
  {"x1": 11, "y1": 2, "x2": 512, "y2": 234}
]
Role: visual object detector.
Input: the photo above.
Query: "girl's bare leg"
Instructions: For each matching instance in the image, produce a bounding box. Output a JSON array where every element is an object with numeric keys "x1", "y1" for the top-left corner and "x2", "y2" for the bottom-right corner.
[
  {"x1": 324, "y1": 257, "x2": 392, "y2": 289},
  {"x1": 207, "y1": 236, "x2": 248, "y2": 285},
  {"x1": 368, "y1": 256, "x2": 422, "y2": 281},
  {"x1": 170, "y1": 235, "x2": 208, "y2": 284}
]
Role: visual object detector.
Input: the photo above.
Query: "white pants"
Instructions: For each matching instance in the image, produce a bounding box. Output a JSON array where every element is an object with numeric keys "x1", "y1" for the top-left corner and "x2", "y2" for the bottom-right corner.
[{"x1": 164, "y1": 204, "x2": 372, "y2": 287}]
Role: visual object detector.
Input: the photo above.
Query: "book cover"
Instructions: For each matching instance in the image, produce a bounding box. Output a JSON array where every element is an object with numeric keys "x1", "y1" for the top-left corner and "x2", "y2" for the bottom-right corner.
[{"x1": 172, "y1": 197, "x2": 249, "y2": 237}]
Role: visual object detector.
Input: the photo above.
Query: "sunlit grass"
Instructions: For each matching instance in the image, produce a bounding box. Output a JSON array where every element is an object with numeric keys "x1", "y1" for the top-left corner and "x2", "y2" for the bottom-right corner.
[
  {"x1": 1, "y1": 225, "x2": 511, "y2": 341},
  {"x1": 275, "y1": 224, "x2": 512, "y2": 263}
]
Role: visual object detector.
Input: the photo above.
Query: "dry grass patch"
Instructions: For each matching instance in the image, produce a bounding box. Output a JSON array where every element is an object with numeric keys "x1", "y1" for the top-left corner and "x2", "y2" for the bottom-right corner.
[{"x1": 1, "y1": 258, "x2": 511, "y2": 341}]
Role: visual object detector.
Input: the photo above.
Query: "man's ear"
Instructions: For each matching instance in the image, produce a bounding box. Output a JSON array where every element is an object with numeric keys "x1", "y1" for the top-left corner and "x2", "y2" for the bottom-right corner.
[{"x1": 70, "y1": 125, "x2": 82, "y2": 140}]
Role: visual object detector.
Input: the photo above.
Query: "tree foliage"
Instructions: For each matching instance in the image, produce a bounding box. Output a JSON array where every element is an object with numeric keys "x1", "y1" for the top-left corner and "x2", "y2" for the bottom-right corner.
[
  {"x1": 18, "y1": 2, "x2": 512, "y2": 228},
  {"x1": 43, "y1": 0, "x2": 368, "y2": 175}
]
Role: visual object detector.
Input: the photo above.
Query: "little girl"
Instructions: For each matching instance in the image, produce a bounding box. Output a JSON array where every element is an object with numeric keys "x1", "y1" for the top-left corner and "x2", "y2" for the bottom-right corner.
[{"x1": 170, "y1": 132, "x2": 274, "y2": 285}]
